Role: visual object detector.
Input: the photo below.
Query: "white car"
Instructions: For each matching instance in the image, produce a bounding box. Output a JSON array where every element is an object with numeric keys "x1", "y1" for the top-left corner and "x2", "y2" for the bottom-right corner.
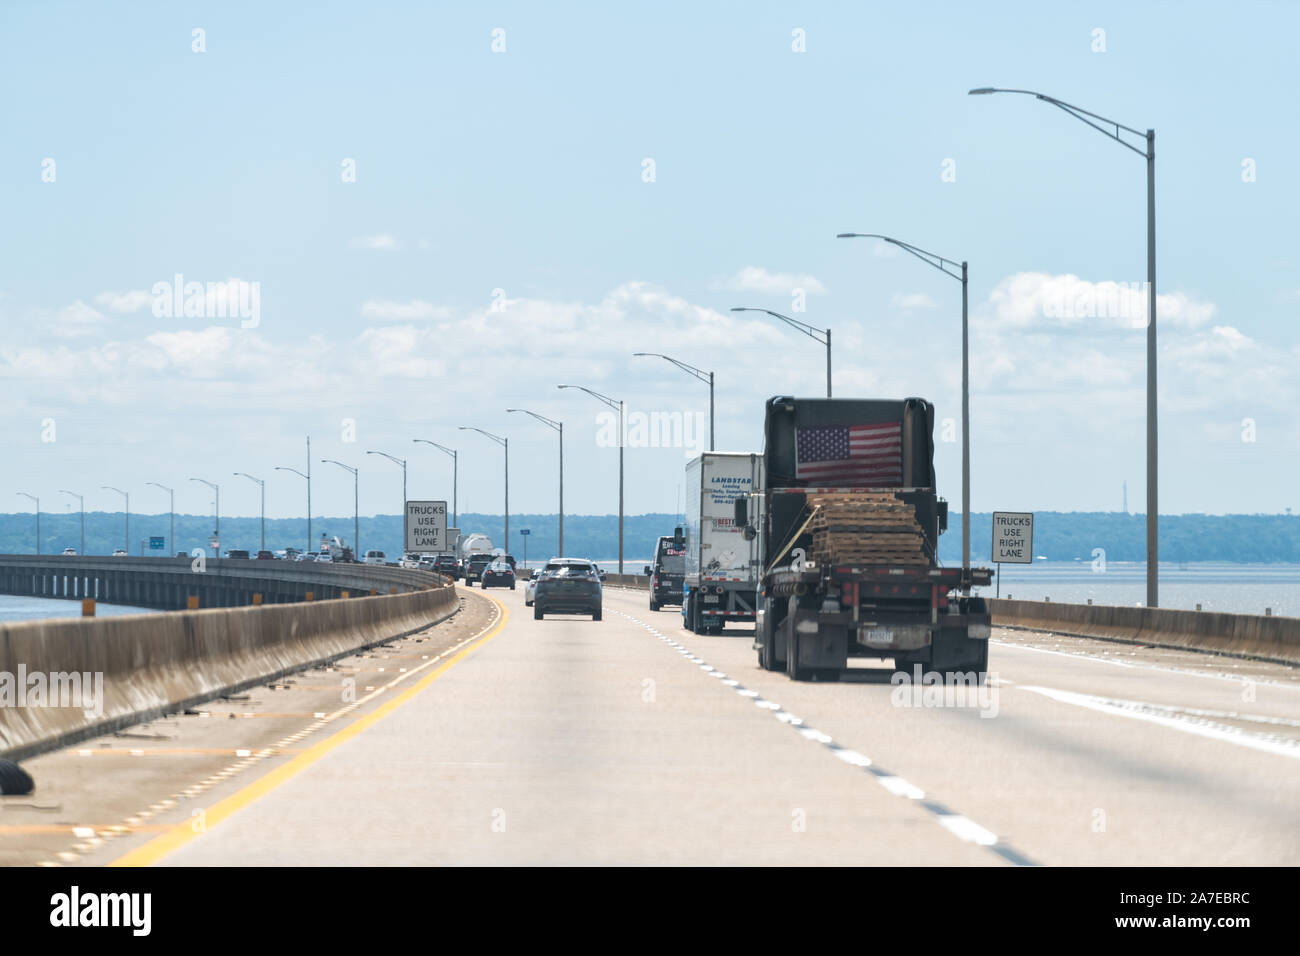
[
  {"x1": 525, "y1": 568, "x2": 542, "y2": 606},
  {"x1": 62, "y1": 547, "x2": 77, "y2": 556},
  {"x1": 363, "y1": 550, "x2": 386, "y2": 565},
  {"x1": 317, "y1": 551, "x2": 333, "y2": 563},
  {"x1": 111, "y1": 549, "x2": 128, "y2": 557},
  {"x1": 400, "y1": 552, "x2": 421, "y2": 569}
]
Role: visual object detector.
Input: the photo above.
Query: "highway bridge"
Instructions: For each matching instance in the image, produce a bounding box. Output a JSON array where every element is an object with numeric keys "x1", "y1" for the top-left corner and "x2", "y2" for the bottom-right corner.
[
  {"x1": 0, "y1": 565, "x2": 1296, "y2": 867},
  {"x1": 0, "y1": 554, "x2": 437, "y2": 610}
]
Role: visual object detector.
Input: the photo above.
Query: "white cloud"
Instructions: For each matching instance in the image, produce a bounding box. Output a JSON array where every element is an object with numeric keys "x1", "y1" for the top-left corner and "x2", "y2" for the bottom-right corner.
[
  {"x1": 360, "y1": 299, "x2": 453, "y2": 322},
  {"x1": 890, "y1": 292, "x2": 937, "y2": 310},
  {"x1": 3, "y1": 277, "x2": 1296, "y2": 519},
  {"x1": 351, "y1": 234, "x2": 401, "y2": 251},
  {"x1": 710, "y1": 266, "x2": 827, "y2": 296},
  {"x1": 95, "y1": 289, "x2": 152, "y2": 313},
  {"x1": 47, "y1": 300, "x2": 106, "y2": 338}
]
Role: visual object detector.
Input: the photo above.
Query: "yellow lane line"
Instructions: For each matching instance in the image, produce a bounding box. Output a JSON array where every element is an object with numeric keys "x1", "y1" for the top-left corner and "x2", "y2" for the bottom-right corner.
[{"x1": 110, "y1": 592, "x2": 508, "y2": 867}]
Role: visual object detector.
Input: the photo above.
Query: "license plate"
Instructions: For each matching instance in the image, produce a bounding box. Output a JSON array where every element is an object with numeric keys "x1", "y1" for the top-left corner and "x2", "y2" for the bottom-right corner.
[
  {"x1": 862, "y1": 627, "x2": 894, "y2": 644},
  {"x1": 703, "y1": 595, "x2": 719, "y2": 604}
]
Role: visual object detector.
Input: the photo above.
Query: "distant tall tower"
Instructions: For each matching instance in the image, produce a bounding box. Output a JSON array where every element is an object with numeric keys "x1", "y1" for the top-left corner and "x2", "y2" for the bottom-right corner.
[{"x1": 1123, "y1": 480, "x2": 1128, "y2": 514}]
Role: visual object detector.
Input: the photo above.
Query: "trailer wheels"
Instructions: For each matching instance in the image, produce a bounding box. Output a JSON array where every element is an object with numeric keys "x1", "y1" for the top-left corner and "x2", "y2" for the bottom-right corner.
[
  {"x1": 757, "y1": 599, "x2": 785, "y2": 671},
  {"x1": 785, "y1": 598, "x2": 812, "y2": 681}
]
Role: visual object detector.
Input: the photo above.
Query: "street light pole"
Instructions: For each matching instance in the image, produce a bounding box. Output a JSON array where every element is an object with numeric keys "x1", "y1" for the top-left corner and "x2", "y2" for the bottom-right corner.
[
  {"x1": 234, "y1": 473, "x2": 265, "y2": 550},
  {"x1": 969, "y1": 86, "x2": 1158, "y2": 607},
  {"x1": 458, "y1": 427, "x2": 509, "y2": 550},
  {"x1": 632, "y1": 353, "x2": 715, "y2": 451},
  {"x1": 189, "y1": 478, "x2": 220, "y2": 556},
  {"x1": 16, "y1": 493, "x2": 39, "y2": 554},
  {"x1": 730, "y1": 307, "x2": 832, "y2": 397},
  {"x1": 146, "y1": 482, "x2": 174, "y2": 555},
  {"x1": 413, "y1": 440, "x2": 459, "y2": 530},
  {"x1": 507, "y1": 409, "x2": 564, "y2": 556},
  {"x1": 557, "y1": 385, "x2": 624, "y2": 573},
  {"x1": 836, "y1": 232, "x2": 971, "y2": 590},
  {"x1": 60, "y1": 490, "x2": 84, "y2": 554},
  {"x1": 274, "y1": 464, "x2": 311, "y2": 553},
  {"x1": 366, "y1": 451, "x2": 408, "y2": 556},
  {"x1": 306, "y1": 436, "x2": 312, "y2": 556},
  {"x1": 101, "y1": 486, "x2": 129, "y2": 553},
  {"x1": 322, "y1": 460, "x2": 359, "y2": 556}
]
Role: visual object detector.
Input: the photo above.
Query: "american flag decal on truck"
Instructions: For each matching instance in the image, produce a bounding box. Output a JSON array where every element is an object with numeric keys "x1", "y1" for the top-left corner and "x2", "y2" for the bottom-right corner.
[{"x1": 795, "y1": 422, "x2": 903, "y2": 486}]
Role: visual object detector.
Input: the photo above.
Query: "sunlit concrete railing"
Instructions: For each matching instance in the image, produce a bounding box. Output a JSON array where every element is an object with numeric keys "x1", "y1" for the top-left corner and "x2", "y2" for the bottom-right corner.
[
  {"x1": 0, "y1": 582, "x2": 460, "y2": 761},
  {"x1": 0, "y1": 554, "x2": 445, "y2": 611},
  {"x1": 990, "y1": 598, "x2": 1300, "y2": 665}
]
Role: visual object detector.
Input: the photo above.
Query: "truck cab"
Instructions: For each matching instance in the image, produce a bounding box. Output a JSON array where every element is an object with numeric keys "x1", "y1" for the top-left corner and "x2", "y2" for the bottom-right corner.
[{"x1": 740, "y1": 396, "x2": 992, "y2": 682}]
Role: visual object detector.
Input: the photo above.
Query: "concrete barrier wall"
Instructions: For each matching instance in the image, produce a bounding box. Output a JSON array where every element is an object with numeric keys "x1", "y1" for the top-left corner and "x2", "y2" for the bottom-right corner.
[
  {"x1": 991, "y1": 598, "x2": 1300, "y2": 665},
  {"x1": 0, "y1": 553, "x2": 446, "y2": 611},
  {"x1": 0, "y1": 585, "x2": 459, "y2": 762},
  {"x1": 604, "y1": 574, "x2": 649, "y2": 589}
]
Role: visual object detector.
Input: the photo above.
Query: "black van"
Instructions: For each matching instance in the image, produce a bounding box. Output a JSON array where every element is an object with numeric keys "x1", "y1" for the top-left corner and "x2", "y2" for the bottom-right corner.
[{"x1": 648, "y1": 532, "x2": 685, "y2": 611}]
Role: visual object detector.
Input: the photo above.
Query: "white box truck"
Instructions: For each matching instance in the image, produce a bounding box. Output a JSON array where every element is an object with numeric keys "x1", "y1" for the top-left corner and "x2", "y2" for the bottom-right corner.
[{"x1": 683, "y1": 451, "x2": 763, "y2": 633}]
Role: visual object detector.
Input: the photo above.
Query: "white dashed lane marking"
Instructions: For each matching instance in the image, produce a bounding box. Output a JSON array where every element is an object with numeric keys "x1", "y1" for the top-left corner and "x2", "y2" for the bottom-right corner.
[{"x1": 618, "y1": 610, "x2": 1038, "y2": 867}]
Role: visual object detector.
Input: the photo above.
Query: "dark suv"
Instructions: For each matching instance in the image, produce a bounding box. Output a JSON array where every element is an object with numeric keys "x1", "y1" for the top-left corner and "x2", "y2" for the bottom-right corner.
[
  {"x1": 533, "y1": 558, "x2": 602, "y2": 621},
  {"x1": 432, "y1": 554, "x2": 460, "y2": 578},
  {"x1": 465, "y1": 552, "x2": 495, "y2": 586},
  {"x1": 481, "y1": 560, "x2": 516, "y2": 590}
]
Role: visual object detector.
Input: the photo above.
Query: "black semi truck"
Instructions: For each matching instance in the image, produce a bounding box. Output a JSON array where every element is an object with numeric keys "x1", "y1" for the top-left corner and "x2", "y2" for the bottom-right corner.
[{"x1": 735, "y1": 396, "x2": 993, "y2": 682}]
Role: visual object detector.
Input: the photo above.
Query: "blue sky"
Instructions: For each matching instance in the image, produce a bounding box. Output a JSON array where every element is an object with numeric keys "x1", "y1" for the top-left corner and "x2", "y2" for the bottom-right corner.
[{"x1": 2, "y1": 1, "x2": 1297, "y2": 525}]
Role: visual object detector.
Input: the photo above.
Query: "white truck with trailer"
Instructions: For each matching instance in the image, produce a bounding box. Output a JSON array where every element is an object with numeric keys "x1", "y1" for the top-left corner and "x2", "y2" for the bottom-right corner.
[{"x1": 682, "y1": 451, "x2": 763, "y2": 634}]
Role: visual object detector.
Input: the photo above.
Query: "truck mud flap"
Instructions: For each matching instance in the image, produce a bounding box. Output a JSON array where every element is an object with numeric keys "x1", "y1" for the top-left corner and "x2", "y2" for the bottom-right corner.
[{"x1": 784, "y1": 610, "x2": 847, "y2": 673}]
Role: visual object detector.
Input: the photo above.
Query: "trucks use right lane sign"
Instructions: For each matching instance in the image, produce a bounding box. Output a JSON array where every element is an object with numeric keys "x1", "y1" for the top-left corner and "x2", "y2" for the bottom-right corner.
[{"x1": 991, "y1": 512, "x2": 1034, "y2": 564}]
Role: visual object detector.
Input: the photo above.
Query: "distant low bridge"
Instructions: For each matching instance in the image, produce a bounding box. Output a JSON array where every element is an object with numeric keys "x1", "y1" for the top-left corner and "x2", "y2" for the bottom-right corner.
[{"x1": 0, "y1": 555, "x2": 441, "y2": 611}]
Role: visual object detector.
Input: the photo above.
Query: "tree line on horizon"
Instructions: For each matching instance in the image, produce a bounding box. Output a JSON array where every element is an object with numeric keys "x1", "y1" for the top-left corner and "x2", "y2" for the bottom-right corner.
[{"x1": 0, "y1": 511, "x2": 1297, "y2": 564}]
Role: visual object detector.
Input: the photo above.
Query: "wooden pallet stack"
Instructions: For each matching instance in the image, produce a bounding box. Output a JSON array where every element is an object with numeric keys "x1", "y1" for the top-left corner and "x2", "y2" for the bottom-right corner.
[{"x1": 806, "y1": 491, "x2": 929, "y2": 566}]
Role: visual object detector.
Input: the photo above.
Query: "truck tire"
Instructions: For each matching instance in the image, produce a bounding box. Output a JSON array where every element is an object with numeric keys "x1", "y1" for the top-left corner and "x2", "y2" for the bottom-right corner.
[
  {"x1": 592, "y1": 606, "x2": 602, "y2": 621},
  {"x1": 757, "y1": 606, "x2": 780, "y2": 671},
  {"x1": 757, "y1": 597, "x2": 787, "y2": 670},
  {"x1": 534, "y1": 607, "x2": 544, "y2": 620},
  {"x1": 0, "y1": 759, "x2": 34, "y2": 795},
  {"x1": 785, "y1": 598, "x2": 811, "y2": 681},
  {"x1": 650, "y1": 597, "x2": 660, "y2": 611}
]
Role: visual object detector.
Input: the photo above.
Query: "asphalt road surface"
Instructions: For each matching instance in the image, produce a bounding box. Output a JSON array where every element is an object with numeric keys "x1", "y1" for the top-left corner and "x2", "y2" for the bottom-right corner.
[{"x1": 17, "y1": 583, "x2": 1298, "y2": 866}]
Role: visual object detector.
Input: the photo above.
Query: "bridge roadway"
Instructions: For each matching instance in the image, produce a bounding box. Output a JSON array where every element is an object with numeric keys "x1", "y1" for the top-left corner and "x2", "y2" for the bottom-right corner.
[
  {"x1": 6, "y1": 585, "x2": 1299, "y2": 866},
  {"x1": 0, "y1": 554, "x2": 438, "y2": 610}
]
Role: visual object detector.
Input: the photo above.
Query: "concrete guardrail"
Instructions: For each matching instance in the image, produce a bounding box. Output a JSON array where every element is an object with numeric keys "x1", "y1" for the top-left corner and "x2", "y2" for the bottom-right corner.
[
  {"x1": 990, "y1": 598, "x2": 1300, "y2": 666},
  {"x1": 0, "y1": 584, "x2": 459, "y2": 762},
  {"x1": 603, "y1": 574, "x2": 649, "y2": 589}
]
